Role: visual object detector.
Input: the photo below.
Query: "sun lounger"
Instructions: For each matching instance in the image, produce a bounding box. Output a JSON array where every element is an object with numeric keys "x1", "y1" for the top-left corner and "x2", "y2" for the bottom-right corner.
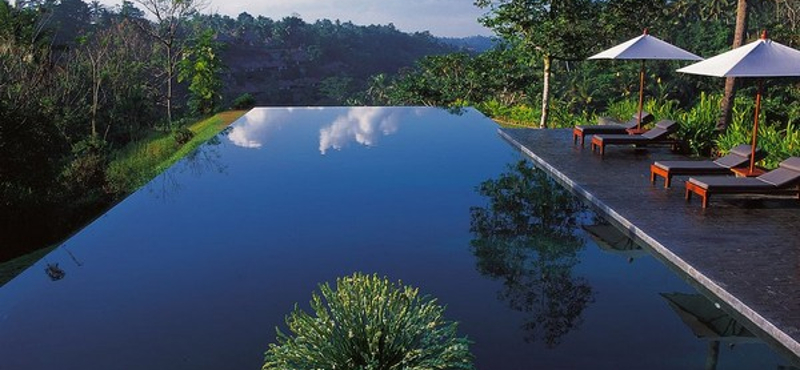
[
  {"x1": 685, "y1": 157, "x2": 800, "y2": 208},
  {"x1": 573, "y1": 112, "x2": 653, "y2": 146},
  {"x1": 590, "y1": 120, "x2": 679, "y2": 157},
  {"x1": 650, "y1": 144, "x2": 766, "y2": 188}
]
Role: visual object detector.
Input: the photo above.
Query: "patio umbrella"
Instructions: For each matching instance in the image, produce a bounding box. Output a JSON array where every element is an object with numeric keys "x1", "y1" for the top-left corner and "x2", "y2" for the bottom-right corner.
[
  {"x1": 661, "y1": 292, "x2": 758, "y2": 370},
  {"x1": 661, "y1": 292, "x2": 756, "y2": 342},
  {"x1": 582, "y1": 223, "x2": 649, "y2": 263},
  {"x1": 589, "y1": 29, "x2": 703, "y2": 130},
  {"x1": 678, "y1": 30, "x2": 800, "y2": 175}
]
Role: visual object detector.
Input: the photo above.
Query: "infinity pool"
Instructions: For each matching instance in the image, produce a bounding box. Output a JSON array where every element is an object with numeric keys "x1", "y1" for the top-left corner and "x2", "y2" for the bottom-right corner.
[{"x1": 0, "y1": 107, "x2": 794, "y2": 369}]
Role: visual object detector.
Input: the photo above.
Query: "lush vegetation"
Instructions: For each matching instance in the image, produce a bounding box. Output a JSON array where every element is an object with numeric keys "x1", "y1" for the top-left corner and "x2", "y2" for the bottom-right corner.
[
  {"x1": 105, "y1": 110, "x2": 245, "y2": 194},
  {"x1": 263, "y1": 273, "x2": 474, "y2": 370},
  {"x1": 0, "y1": 0, "x2": 460, "y2": 261},
  {"x1": 7, "y1": 0, "x2": 800, "y2": 272},
  {"x1": 364, "y1": 0, "x2": 800, "y2": 164},
  {"x1": 200, "y1": 12, "x2": 461, "y2": 106}
]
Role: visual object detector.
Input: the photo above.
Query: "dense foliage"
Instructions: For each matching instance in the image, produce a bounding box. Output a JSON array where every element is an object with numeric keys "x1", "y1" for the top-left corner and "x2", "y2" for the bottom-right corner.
[
  {"x1": 367, "y1": 0, "x2": 800, "y2": 160},
  {"x1": 199, "y1": 13, "x2": 459, "y2": 106},
  {"x1": 262, "y1": 273, "x2": 474, "y2": 370},
  {"x1": 0, "y1": 0, "x2": 459, "y2": 261},
  {"x1": 8, "y1": 0, "x2": 800, "y2": 264}
]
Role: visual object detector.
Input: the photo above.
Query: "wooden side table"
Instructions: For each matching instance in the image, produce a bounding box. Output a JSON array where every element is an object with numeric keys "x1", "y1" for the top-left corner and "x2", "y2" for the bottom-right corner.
[
  {"x1": 730, "y1": 167, "x2": 766, "y2": 178},
  {"x1": 625, "y1": 127, "x2": 648, "y2": 135}
]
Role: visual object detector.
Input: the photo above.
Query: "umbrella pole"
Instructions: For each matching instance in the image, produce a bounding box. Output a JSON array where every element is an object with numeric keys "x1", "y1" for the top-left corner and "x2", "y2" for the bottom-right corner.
[
  {"x1": 749, "y1": 79, "x2": 763, "y2": 174},
  {"x1": 637, "y1": 60, "x2": 646, "y2": 130}
]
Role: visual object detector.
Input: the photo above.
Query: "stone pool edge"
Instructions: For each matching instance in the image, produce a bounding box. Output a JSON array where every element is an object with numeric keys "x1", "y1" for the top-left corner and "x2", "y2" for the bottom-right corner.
[{"x1": 498, "y1": 128, "x2": 800, "y2": 359}]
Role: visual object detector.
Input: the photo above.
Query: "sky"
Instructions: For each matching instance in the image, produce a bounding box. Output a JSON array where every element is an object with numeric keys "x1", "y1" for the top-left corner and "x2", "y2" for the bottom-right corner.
[{"x1": 95, "y1": 0, "x2": 494, "y2": 37}]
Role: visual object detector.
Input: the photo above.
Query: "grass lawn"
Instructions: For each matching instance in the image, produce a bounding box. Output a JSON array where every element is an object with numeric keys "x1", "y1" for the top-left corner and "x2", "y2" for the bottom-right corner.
[{"x1": 106, "y1": 110, "x2": 248, "y2": 195}]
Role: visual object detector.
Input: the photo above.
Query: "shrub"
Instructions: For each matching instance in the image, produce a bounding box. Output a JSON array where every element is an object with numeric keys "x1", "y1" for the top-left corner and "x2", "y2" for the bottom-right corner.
[
  {"x1": 675, "y1": 92, "x2": 719, "y2": 156},
  {"x1": 232, "y1": 93, "x2": 256, "y2": 110},
  {"x1": 172, "y1": 127, "x2": 195, "y2": 146},
  {"x1": 60, "y1": 138, "x2": 109, "y2": 197},
  {"x1": 475, "y1": 99, "x2": 581, "y2": 128},
  {"x1": 717, "y1": 120, "x2": 800, "y2": 169},
  {"x1": 262, "y1": 273, "x2": 475, "y2": 370}
]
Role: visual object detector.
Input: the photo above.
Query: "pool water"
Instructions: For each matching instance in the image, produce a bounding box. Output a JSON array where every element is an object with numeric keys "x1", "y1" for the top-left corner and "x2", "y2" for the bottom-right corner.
[{"x1": 0, "y1": 107, "x2": 794, "y2": 369}]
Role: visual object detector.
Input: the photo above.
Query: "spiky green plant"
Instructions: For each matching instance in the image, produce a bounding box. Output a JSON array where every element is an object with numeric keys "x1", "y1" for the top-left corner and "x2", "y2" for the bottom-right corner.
[
  {"x1": 262, "y1": 273, "x2": 475, "y2": 370},
  {"x1": 603, "y1": 98, "x2": 682, "y2": 125},
  {"x1": 715, "y1": 94, "x2": 800, "y2": 169},
  {"x1": 675, "y1": 92, "x2": 719, "y2": 156}
]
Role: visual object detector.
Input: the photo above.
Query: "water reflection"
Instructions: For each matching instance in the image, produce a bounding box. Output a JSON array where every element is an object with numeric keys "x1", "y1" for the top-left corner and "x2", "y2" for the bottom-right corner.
[
  {"x1": 319, "y1": 107, "x2": 408, "y2": 154},
  {"x1": 145, "y1": 139, "x2": 228, "y2": 201},
  {"x1": 44, "y1": 263, "x2": 65, "y2": 281},
  {"x1": 227, "y1": 108, "x2": 292, "y2": 149},
  {"x1": 660, "y1": 292, "x2": 767, "y2": 370},
  {"x1": 469, "y1": 160, "x2": 594, "y2": 347},
  {"x1": 226, "y1": 107, "x2": 415, "y2": 154},
  {"x1": 582, "y1": 222, "x2": 649, "y2": 263},
  {"x1": 41, "y1": 246, "x2": 82, "y2": 282}
]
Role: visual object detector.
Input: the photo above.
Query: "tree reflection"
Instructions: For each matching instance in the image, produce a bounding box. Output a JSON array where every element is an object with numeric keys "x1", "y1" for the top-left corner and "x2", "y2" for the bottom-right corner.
[
  {"x1": 44, "y1": 263, "x2": 66, "y2": 281},
  {"x1": 146, "y1": 136, "x2": 228, "y2": 201},
  {"x1": 470, "y1": 160, "x2": 594, "y2": 348}
]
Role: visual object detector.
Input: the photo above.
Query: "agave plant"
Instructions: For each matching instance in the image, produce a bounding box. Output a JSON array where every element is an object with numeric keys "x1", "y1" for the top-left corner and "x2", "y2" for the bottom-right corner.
[{"x1": 263, "y1": 273, "x2": 475, "y2": 370}]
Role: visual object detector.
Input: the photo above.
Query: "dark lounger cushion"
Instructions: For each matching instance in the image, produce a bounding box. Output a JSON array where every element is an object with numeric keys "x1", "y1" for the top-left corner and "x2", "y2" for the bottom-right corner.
[
  {"x1": 713, "y1": 144, "x2": 766, "y2": 168},
  {"x1": 713, "y1": 153, "x2": 749, "y2": 168},
  {"x1": 758, "y1": 157, "x2": 800, "y2": 186},
  {"x1": 728, "y1": 144, "x2": 754, "y2": 158},
  {"x1": 689, "y1": 176, "x2": 772, "y2": 191},
  {"x1": 653, "y1": 120, "x2": 677, "y2": 131},
  {"x1": 654, "y1": 161, "x2": 729, "y2": 171},
  {"x1": 758, "y1": 168, "x2": 800, "y2": 187},
  {"x1": 778, "y1": 157, "x2": 800, "y2": 172},
  {"x1": 592, "y1": 134, "x2": 651, "y2": 144}
]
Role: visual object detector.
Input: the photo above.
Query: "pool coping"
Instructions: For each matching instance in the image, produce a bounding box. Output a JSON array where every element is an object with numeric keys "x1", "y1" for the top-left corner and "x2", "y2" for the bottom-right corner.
[{"x1": 499, "y1": 127, "x2": 800, "y2": 360}]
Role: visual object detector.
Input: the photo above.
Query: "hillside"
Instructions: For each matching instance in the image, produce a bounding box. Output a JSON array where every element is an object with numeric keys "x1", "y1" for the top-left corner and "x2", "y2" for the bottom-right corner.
[{"x1": 199, "y1": 14, "x2": 461, "y2": 105}]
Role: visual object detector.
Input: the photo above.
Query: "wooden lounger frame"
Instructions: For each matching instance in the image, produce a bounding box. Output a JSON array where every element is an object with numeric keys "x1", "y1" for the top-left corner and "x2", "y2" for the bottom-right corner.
[{"x1": 685, "y1": 182, "x2": 800, "y2": 209}]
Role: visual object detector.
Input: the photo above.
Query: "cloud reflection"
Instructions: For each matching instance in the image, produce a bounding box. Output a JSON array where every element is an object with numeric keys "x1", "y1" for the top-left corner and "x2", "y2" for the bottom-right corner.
[
  {"x1": 228, "y1": 108, "x2": 292, "y2": 149},
  {"x1": 319, "y1": 107, "x2": 406, "y2": 154}
]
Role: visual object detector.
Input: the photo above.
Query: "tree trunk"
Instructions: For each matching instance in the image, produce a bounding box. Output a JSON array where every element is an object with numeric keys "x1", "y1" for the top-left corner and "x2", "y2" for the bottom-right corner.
[
  {"x1": 91, "y1": 69, "x2": 100, "y2": 138},
  {"x1": 717, "y1": 0, "x2": 748, "y2": 132},
  {"x1": 705, "y1": 341, "x2": 720, "y2": 370},
  {"x1": 539, "y1": 54, "x2": 551, "y2": 129},
  {"x1": 166, "y1": 44, "x2": 173, "y2": 126}
]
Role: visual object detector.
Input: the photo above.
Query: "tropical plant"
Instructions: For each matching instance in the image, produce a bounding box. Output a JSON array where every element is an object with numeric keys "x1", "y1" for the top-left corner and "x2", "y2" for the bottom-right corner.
[
  {"x1": 262, "y1": 273, "x2": 475, "y2": 370},
  {"x1": 717, "y1": 119, "x2": 800, "y2": 169},
  {"x1": 676, "y1": 92, "x2": 720, "y2": 155},
  {"x1": 178, "y1": 28, "x2": 224, "y2": 116},
  {"x1": 603, "y1": 98, "x2": 682, "y2": 125}
]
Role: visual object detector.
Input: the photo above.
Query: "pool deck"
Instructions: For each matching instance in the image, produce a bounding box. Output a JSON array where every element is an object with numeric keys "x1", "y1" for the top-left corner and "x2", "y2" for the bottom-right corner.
[{"x1": 500, "y1": 128, "x2": 800, "y2": 360}]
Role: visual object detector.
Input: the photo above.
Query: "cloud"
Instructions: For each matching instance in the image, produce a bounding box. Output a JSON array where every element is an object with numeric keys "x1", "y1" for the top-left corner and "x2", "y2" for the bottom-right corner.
[
  {"x1": 319, "y1": 107, "x2": 405, "y2": 154},
  {"x1": 227, "y1": 108, "x2": 290, "y2": 149}
]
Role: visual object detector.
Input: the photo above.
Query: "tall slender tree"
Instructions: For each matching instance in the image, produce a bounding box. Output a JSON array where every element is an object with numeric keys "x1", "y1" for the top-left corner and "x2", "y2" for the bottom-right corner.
[
  {"x1": 134, "y1": 0, "x2": 208, "y2": 126},
  {"x1": 717, "y1": 0, "x2": 748, "y2": 132},
  {"x1": 474, "y1": 0, "x2": 600, "y2": 128}
]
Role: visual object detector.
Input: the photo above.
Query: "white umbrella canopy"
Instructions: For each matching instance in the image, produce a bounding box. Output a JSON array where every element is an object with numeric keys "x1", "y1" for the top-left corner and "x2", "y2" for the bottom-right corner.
[
  {"x1": 678, "y1": 31, "x2": 800, "y2": 175},
  {"x1": 677, "y1": 33, "x2": 800, "y2": 77},
  {"x1": 589, "y1": 29, "x2": 703, "y2": 129},
  {"x1": 588, "y1": 32, "x2": 704, "y2": 61}
]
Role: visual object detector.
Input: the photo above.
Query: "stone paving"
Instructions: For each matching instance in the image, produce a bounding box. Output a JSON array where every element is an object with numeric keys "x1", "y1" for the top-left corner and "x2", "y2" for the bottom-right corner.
[{"x1": 500, "y1": 128, "x2": 800, "y2": 361}]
